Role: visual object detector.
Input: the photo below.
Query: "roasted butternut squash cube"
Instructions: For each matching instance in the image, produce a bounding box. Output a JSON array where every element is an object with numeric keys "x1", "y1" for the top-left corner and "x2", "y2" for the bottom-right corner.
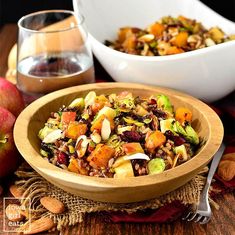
[
  {"x1": 148, "y1": 23, "x2": 165, "y2": 37},
  {"x1": 166, "y1": 46, "x2": 184, "y2": 55},
  {"x1": 65, "y1": 122, "x2": 87, "y2": 139},
  {"x1": 172, "y1": 31, "x2": 189, "y2": 47},
  {"x1": 175, "y1": 107, "x2": 193, "y2": 125},
  {"x1": 122, "y1": 35, "x2": 137, "y2": 52},
  {"x1": 68, "y1": 158, "x2": 88, "y2": 175},
  {"x1": 145, "y1": 130, "x2": 166, "y2": 153},
  {"x1": 68, "y1": 158, "x2": 79, "y2": 173},
  {"x1": 87, "y1": 144, "x2": 115, "y2": 169},
  {"x1": 91, "y1": 95, "x2": 110, "y2": 114}
]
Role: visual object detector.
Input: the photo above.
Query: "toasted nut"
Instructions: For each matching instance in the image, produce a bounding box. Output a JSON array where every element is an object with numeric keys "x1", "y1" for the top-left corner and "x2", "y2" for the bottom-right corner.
[
  {"x1": 157, "y1": 41, "x2": 171, "y2": 55},
  {"x1": 187, "y1": 34, "x2": 202, "y2": 43},
  {"x1": 140, "y1": 44, "x2": 149, "y2": 56},
  {"x1": 85, "y1": 91, "x2": 96, "y2": 108},
  {"x1": 76, "y1": 135, "x2": 89, "y2": 158},
  {"x1": 218, "y1": 160, "x2": 235, "y2": 181},
  {"x1": 5, "y1": 204, "x2": 25, "y2": 222},
  {"x1": 22, "y1": 217, "x2": 54, "y2": 234},
  {"x1": 138, "y1": 34, "x2": 155, "y2": 42},
  {"x1": 40, "y1": 196, "x2": 65, "y2": 214},
  {"x1": 168, "y1": 27, "x2": 179, "y2": 36},
  {"x1": 221, "y1": 153, "x2": 235, "y2": 162},
  {"x1": 91, "y1": 132, "x2": 101, "y2": 144},
  {"x1": 43, "y1": 129, "x2": 63, "y2": 144},
  {"x1": 101, "y1": 118, "x2": 111, "y2": 140},
  {"x1": 9, "y1": 185, "x2": 24, "y2": 198}
]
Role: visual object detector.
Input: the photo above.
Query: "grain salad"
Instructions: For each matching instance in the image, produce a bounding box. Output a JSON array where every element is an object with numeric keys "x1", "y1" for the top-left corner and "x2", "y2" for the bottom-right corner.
[
  {"x1": 105, "y1": 15, "x2": 235, "y2": 56},
  {"x1": 38, "y1": 91, "x2": 200, "y2": 178}
]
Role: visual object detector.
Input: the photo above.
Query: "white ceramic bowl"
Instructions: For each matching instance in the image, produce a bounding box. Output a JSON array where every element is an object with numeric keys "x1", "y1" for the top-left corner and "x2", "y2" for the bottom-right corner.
[{"x1": 73, "y1": 0, "x2": 235, "y2": 102}]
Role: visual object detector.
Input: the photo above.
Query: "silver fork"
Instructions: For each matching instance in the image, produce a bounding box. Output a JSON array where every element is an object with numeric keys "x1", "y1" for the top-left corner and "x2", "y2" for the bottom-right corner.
[{"x1": 183, "y1": 143, "x2": 226, "y2": 224}]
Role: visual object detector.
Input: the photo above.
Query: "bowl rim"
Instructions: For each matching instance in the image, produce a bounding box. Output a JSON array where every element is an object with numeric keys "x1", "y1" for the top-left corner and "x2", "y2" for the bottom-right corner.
[
  {"x1": 89, "y1": 33, "x2": 235, "y2": 62},
  {"x1": 14, "y1": 83, "x2": 224, "y2": 189}
]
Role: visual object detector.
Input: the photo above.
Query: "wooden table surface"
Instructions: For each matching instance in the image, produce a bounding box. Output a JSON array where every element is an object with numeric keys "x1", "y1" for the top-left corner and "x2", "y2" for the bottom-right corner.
[{"x1": 0, "y1": 24, "x2": 235, "y2": 235}]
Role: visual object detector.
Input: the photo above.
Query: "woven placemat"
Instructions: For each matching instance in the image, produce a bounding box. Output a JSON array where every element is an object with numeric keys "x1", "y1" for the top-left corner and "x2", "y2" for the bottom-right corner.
[{"x1": 12, "y1": 164, "x2": 208, "y2": 231}]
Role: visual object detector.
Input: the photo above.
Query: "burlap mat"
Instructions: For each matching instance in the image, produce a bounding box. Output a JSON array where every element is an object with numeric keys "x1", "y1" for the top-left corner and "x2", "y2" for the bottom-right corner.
[{"x1": 12, "y1": 164, "x2": 209, "y2": 231}]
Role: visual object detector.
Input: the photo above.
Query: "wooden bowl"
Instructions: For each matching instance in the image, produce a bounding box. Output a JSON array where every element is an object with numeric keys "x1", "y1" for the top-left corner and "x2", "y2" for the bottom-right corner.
[{"x1": 14, "y1": 83, "x2": 223, "y2": 203}]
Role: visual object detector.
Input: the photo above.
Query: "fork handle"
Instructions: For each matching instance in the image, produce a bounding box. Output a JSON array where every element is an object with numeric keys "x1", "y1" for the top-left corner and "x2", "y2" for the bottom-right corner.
[{"x1": 203, "y1": 143, "x2": 226, "y2": 193}]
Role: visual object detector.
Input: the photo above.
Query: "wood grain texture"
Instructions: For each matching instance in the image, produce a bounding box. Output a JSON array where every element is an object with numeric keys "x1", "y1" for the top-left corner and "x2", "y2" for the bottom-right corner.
[
  {"x1": 0, "y1": 24, "x2": 234, "y2": 235},
  {"x1": 14, "y1": 83, "x2": 223, "y2": 203}
]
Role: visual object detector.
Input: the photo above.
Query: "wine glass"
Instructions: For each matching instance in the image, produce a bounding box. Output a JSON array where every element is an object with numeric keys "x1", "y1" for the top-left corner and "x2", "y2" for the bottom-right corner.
[{"x1": 17, "y1": 10, "x2": 95, "y2": 103}]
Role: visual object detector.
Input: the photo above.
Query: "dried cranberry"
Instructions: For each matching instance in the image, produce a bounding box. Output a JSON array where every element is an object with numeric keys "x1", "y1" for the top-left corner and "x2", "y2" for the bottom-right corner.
[
  {"x1": 173, "y1": 136, "x2": 186, "y2": 146},
  {"x1": 165, "y1": 130, "x2": 186, "y2": 146},
  {"x1": 152, "y1": 109, "x2": 167, "y2": 119},
  {"x1": 57, "y1": 152, "x2": 69, "y2": 166},
  {"x1": 165, "y1": 130, "x2": 174, "y2": 138},
  {"x1": 121, "y1": 131, "x2": 142, "y2": 142},
  {"x1": 149, "y1": 99, "x2": 157, "y2": 105}
]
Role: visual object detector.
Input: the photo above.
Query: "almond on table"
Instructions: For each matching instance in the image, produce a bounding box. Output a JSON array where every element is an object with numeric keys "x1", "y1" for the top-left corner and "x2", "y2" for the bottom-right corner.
[
  {"x1": 40, "y1": 196, "x2": 65, "y2": 214},
  {"x1": 218, "y1": 158, "x2": 235, "y2": 181},
  {"x1": 22, "y1": 217, "x2": 54, "y2": 235},
  {"x1": 9, "y1": 184, "x2": 24, "y2": 198}
]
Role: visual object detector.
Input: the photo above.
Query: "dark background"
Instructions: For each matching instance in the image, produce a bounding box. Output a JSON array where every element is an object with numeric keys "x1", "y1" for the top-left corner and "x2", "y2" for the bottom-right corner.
[{"x1": 0, "y1": 0, "x2": 235, "y2": 24}]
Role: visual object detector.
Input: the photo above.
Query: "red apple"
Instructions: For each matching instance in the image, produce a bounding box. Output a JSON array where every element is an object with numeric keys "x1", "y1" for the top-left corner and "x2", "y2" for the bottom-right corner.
[
  {"x1": 0, "y1": 77, "x2": 25, "y2": 117},
  {"x1": 0, "y1": 107, "x2": 20, "y2": 178}
]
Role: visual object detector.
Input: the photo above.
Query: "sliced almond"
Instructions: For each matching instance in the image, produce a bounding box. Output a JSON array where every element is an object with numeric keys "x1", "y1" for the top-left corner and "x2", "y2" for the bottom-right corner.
[
  {"x1": 76, "y1": 135, "x2": 89, "y2": 158},
  {"x1": 187, "y1": 35, "x2": 201, "y2": 43},
  {"x1": 140, "y1": 43, "x2": 149, "y2": 56},
  {"x1": 124, "y1": 153, "x2": 150, "y2": 161},
  {"x1": 172, "y1": 153, "x2": 180, "y2": 168},
  {"x1": 101, "y1": 118, "x2": 111, "y2": 140},
  {"x1": 23, "y1": 217, "x2": 54, "y2": 234},
  {"x1": 5, "y1": 204, "x2": 25, "y2": 222},
  {"x1": 84, "y1": 91, "x2": 96, "y2": 108},
  {"x1": 40, "y1": 196, "x2": 65, "y2": 214},
  {"x1": 9, "y1": 185, "x2": 24, "y2": 198},
  {"x1": 91, "y1": 132, "x2": 101, "y2": 144},
  {"x1": 138, "y1": 34, "x2": 155, "y2": 42},
  {"x1": 43, "y1": 129, "x2": 63, "y2": 143}
]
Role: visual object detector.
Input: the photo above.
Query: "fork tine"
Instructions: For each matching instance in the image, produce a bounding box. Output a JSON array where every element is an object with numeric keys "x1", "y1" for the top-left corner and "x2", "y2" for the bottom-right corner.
[
  {"x1": 182, "y1": 211, "x2": 194, "y2": 220},
  {"x1": 194, "y1": 215, "x2": 203, "y2": 223},
  {"x1": 200, "y1": 216, "x2": 211, "y2": 224},
  {"x1": 186, "y1": 212, "x2": 198, "y2": 221}
]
